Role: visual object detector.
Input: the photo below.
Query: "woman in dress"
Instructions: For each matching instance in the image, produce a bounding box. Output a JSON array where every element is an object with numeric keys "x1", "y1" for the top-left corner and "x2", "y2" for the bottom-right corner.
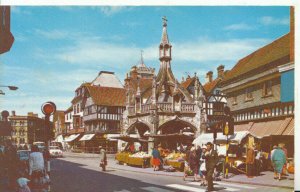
[
  {"x1": 152, "y1": 146, "x2": 161, "y2": 171},
  {"x1": 271, "y1": 145, "x2": 286, "y2": 180}
]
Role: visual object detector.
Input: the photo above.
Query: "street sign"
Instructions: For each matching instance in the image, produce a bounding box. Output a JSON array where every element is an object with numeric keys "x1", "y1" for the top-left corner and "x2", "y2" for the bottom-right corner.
[{"x1": 41, "y1": 101, "x2": 56, "y2": 116}]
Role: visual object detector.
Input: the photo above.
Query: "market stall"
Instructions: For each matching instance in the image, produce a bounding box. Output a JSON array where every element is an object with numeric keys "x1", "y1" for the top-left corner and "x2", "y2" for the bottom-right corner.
[
  {"x1": 127, "y1": 152, "x2": 152, "y2": 168},
  {"x1": 164, "y1": 152, "x2": 186, "y2": 171}
]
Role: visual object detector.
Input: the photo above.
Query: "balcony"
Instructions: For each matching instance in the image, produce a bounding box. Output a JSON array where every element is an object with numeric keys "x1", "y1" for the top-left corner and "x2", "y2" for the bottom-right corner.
[
  {"x1": 181, "y1": 104, "x2": 195, "y2": 113},
  {"x1": 157, "y1": 103, "x2": 172, "y2": 112},
  {"x1": 141, "y1": 104, "x2": 150, "y2": 113}
]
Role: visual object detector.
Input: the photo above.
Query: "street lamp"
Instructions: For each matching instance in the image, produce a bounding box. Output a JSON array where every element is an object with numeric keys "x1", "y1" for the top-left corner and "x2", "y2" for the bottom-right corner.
[{"x1": 0, "y1": 85, "x2": 18, "y2": 95}]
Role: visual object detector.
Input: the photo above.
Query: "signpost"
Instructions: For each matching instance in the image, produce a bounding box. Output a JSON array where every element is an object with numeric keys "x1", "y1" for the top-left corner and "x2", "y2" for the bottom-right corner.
[{"x1": 41, "y1": 101, "x2": 56, "y2": 174}]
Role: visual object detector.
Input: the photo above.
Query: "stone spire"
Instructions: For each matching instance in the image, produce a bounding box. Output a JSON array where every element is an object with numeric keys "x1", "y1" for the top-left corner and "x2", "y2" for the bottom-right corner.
[{"x1": 161, "y1": 16, "x2": 169, "y2": 45}]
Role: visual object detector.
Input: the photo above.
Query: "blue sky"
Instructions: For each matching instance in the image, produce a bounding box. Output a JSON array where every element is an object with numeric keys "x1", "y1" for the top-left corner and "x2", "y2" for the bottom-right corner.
[{"x1": 0, "y1": 6, "x2": 290, "y2": 116}]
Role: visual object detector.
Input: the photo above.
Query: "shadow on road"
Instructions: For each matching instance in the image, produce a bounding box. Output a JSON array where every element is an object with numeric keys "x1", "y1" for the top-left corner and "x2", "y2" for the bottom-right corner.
[{"x1": 50, "y1": 159, "x2": 181, "y2": 192}]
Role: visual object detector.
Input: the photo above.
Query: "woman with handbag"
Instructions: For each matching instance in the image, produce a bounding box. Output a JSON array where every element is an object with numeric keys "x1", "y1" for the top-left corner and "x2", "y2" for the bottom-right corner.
[
  {"x1": 99, "y1": 146, "x2": 107, "y2": 171},
  {"x1": 29, "y1": 145, "x2": 47, "y2": 192}
]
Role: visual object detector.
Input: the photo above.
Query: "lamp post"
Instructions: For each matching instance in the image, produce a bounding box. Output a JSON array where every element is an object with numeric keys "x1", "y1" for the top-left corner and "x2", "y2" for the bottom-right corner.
[{"x1": 0, "y1": 85, "x2": 18, "y2": 95}]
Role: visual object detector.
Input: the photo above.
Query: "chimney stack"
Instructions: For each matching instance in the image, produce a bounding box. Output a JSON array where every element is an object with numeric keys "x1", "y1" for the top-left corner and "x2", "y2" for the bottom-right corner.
[
  {"x1": 217, "y1": 65, "x2": 225, "y2": 79},
  {"x1": 206, "y1": 71, "x2": 213, "y2": 83}
]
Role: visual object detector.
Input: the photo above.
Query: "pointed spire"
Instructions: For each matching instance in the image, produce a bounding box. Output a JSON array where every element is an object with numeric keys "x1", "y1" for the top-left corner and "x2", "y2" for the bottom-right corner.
[{"x1": 161, "y1": 16, "x2": 169, "y2": 45}]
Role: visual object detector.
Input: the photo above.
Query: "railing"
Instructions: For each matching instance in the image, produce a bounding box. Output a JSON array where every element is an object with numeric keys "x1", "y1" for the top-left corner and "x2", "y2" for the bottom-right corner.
[
  {"x1": 141, "y1": 104, "x2": 150, "y2": 113},
  {"x1": 157, "y1": 103, "x2": 172, "y2": 112},
  {"x1": 181, "y1": 104, "x2": 195, "y2": 112}
]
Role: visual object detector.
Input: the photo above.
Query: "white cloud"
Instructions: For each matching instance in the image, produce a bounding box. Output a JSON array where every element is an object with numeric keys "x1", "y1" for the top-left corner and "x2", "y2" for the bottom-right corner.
[
  {"x1": 260, "y1": 16, "x2": 289, "y2": 26},
  {"x1": 223, "y1": 23, "x2": 254, "y2": 31},
  {"x1": 172, "y1": 38, "x2": 269, "y2": 62},
  {"x1": 98, "y1": 6, "x2": 128, "y2": 16},
  {"x1": 35, "y1": 29, "x2": 70, "y2": 40}
]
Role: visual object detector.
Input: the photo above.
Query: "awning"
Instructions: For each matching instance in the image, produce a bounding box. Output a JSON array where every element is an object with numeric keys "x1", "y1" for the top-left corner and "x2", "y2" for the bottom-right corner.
[
  {"x1": 228, "y1": 131, "x2": 255, "y2": 144},
  {"x1": 148, "y1": 133, "x2": 194, "y2": 140},
  {"x1": 249, "y1": 117, "x2": 292, "y2": 138},
  {"x1": 112, "y1": 135, "x2": 148, "y2": 143},
  {"x1": 105, "y1": 134, "x2": 120, "y2": 141},
  {"x1": 54, "y1": 135, "x2": 64, "y2": 142},
  {"x1": 282, "y1": 117, "x2": 294, "y2": 135},
  {"x1": 234, "y1": 122, "x2": 253, "y2": 132},
  {"x1": 79, "y1": 134, "x2": 95, "y2": 141},
  {"x1": 193, "y1": 133, "x2": 227, "y2": 146},
  {"x1": 64, "y1": 134, "x2": 81, "y2": 142}
]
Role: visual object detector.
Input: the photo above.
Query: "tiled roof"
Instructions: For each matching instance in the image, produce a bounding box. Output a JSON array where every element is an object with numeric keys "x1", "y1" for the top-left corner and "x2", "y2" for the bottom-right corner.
[
  {"x1": 203, "y1": 78, "x2": 221, "y2": 93},
  {"x1": 65, "y1": 106, "x2": 73, "y2": 113},
  {"x1": 127, "y1": 78, "x2": 153, "y2": 104},
  {"x1": 181, "y1": 77, "x2": 195, "y2": 89},
  {"x1": 223, "y1": 33, "x2": 290, "y2": 83},
  {"x1": 86, "y1": 86, "x2": 126, "y2": 107}
]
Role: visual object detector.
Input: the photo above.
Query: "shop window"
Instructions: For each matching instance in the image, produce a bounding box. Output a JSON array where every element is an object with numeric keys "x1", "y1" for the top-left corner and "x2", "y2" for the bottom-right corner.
[
  {"x1": 245, "y1": 87, "x2": 253, "y2": 101},
  {"x1": 262, "y1": 80, "x2": 272, "y2": 97}
]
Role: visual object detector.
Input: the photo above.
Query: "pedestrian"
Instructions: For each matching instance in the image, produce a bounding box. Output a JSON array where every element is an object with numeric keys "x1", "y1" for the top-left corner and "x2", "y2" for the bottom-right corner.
[
  {"x1": 246, "y1": 145, "x2": 255, "y2": 178},
  {"x1": 99, "y1": 146, "x2": 107, "y2": 171},
  {"x1": 271, "y1": 144, "x2": 286, "y2": 181},
  {"x1": 152, "y1": 145, "x2": 161, "y2": 171},
  {"x1": 279, "y1": 143, "x2": 288, "y2": 176},
  {"x1": 5, "y1": 139, "x2": 18, "y2": 191},
  {"x1": 29, "y1": 145, "x2": 46, "y2": 192},
  {"x1": 203, "y1": 142, "x2": 218, "y2": 192},
  {"x1": 188, "y1": 147, "x2": 200, "y2": 181},
  {"x1": 254, "y1": 148, "x2": 262, "y2": 176},
  {"x1": 199, "y1": 146, "x2": 207, "y2": 186}
]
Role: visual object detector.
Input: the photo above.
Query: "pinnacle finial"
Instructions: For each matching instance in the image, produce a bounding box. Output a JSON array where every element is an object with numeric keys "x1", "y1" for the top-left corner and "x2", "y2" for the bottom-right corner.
[
  {"x1": 162, "y1": 16, "x2": 167, "y2": 27},
  {"x1": 140, "y1": 50, "x2": 144, "y2": 64}
]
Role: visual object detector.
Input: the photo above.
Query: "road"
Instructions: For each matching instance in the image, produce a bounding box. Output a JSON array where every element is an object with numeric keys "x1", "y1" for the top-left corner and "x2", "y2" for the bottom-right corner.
[{"x1": 50, "y1": 155, "x2": 292, "y2": 192}]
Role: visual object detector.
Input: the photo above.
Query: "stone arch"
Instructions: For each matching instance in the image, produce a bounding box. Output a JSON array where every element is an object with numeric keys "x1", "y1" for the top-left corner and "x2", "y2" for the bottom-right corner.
[
  {"x1": 126, "y1": 119, "x2": 151, "y2": 137},
  {"x1": 157, "y1": 116, "x2": 197, "y2": 134}
]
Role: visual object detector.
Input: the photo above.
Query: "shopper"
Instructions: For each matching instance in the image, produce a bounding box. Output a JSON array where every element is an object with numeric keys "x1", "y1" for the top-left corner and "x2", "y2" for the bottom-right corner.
[
  {"x1": 99, "y1": 146, "x2": 107, "y2": 171},
  {"x1": 271, "y1": 145, "x2": 286, "y2": 180},
  {"x1": 203, "y1": 142, "x2": 218, "y2": 192},
  {"x1": 279, "y1": 143, "x2": 288, "y2": 176},
  {"x1": 189, "y1": 147, "x2": 200, "y2": 181},
  {"x1": 29, "y1": 145, "x2": 46, "y2": 192},
  {"x1": 246, "y1": 145, "x2": 255, "y2": 178},
  {"x1": 199, "y1": 146, "x2": 207, "y2": 186},
  {"x1": 152, "y1": 146, "x2": 161, "y2": 171}
]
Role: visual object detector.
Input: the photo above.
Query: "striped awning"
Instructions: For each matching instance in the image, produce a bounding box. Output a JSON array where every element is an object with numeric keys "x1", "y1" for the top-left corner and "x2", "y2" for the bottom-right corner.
[
  {"x1": 244, "y1": 117, "x2": 293, "y2": 138},
  {"x1": 64, "y1": 134, "x2": 81, "y2": 142},
  {"x1": 282, "y1": 117, "x2": 294, "y2": 135},
  {"x1": 79, "y1": 134, "x2": 95, "y2": 141}
]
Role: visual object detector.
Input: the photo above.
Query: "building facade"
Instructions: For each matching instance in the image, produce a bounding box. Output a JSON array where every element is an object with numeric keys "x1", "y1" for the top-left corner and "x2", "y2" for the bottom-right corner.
[
  {"x1": 9, "y1": 111, "x2": 49, "y2": 146},
  {"x1": 219, "y1": 31, "x2": 294, "y2": 156},
  {"x1": 122, "y1": 17, "x2": 206, "y2": 152}
]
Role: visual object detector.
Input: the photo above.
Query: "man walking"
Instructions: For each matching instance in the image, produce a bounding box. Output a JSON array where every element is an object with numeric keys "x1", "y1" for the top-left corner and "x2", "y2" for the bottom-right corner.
[{"x1": 203, "y1": 142, "x2": 218, "y2": 192}]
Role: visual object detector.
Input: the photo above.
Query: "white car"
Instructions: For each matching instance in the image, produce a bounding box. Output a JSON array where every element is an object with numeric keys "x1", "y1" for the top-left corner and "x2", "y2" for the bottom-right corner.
[{"x1": 49, "y1": 146, "x2": 63, "y2": 158}]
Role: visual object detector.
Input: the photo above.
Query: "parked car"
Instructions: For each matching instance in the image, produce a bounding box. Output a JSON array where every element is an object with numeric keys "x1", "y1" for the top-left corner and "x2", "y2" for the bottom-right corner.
[{"x1": 49, "y1": 146, "x2": 63, "y2": 158}]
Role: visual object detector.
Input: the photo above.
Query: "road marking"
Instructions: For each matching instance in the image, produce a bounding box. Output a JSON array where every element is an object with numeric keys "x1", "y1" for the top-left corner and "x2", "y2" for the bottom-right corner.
[
  {"x1": 187, "y1": 182, "x2": 239, "y2": 191},
  {"x1": 142, "y1": 186, "x2": 175, "y2": 192},
  {"x1": 166, "y1": 184, "x2": 206, "y2": 192},
  {"x1": 216, "y1": 182, "x2": 256, "y2": 189}
]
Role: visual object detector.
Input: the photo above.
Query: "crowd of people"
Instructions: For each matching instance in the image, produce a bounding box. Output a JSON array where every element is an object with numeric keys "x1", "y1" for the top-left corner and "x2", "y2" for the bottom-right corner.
[
  {"x1": 151, "y1": 142, "x2": 220, "y2": 192},
  {"x1": 245, "y1": 143, "x2": 289, "y2": 181},
  {"x1": 0, "y1": 140, "x2": 50, "y2": 192}
]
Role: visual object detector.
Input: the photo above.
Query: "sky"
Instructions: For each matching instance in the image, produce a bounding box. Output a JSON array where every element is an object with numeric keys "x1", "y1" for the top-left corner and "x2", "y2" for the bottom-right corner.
[{"x1": 0, "y1": 6, "x2": 290, "y2": 117}]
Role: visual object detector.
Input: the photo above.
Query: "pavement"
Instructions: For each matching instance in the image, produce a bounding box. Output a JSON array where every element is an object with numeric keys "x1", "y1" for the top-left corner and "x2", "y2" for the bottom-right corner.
[{"x1": 63, "y1": 152, "x2": 294, "y2": 189}]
